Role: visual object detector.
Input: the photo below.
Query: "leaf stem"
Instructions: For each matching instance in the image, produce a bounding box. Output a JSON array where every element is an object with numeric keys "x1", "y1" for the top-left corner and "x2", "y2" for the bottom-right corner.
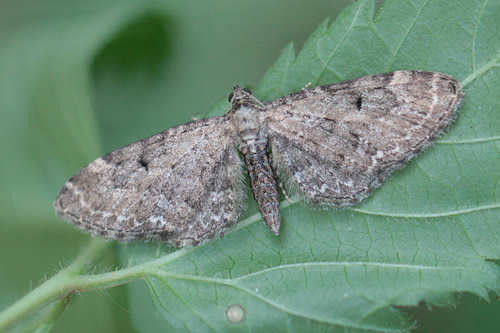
[
  {"x1": 0, "y1": 239, "x2": 111, "y2": 331},
  {"x1": 20, "y1": 298, "x2": 71, "y2": 333}
]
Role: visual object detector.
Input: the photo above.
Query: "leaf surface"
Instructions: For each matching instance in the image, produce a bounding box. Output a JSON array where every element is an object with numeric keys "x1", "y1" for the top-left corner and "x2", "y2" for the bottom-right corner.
[{"x1": 123, "y1": 0, "x2": 500, "y2": 332}]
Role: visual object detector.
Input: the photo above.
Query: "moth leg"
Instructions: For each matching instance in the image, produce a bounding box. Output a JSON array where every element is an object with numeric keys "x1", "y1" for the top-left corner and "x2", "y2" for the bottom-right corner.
[{"x1": 279, "y1": 181, "x2": 294, "y2": 203}]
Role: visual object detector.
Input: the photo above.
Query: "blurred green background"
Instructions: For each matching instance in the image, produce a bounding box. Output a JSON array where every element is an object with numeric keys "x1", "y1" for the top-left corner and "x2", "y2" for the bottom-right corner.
[{"x1": 0, "y1": 0, "x2": 498, "y2": 332}]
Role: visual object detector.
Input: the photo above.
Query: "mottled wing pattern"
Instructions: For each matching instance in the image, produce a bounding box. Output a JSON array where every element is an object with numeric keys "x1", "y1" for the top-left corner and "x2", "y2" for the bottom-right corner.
[
  {"x1": 265, "y1": 71, "x2": 463, "y2": 206},
  {"x1": 54, "y1": 117, "x2": 245, "y2": 247}
]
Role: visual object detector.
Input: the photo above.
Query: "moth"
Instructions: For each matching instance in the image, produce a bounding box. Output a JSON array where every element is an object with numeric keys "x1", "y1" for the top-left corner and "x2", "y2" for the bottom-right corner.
[{"x1": 54, "y1": 70, "x2": 463, "y2": 247}]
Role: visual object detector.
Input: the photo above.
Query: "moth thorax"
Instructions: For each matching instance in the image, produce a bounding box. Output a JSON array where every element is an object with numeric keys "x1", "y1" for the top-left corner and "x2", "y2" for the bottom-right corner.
[{"x1": 232, "y1": 105, "x2": 266, "y2": 149}]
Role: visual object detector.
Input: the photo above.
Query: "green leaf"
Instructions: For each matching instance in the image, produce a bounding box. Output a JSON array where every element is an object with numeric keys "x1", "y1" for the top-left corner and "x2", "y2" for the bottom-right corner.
[{"x1": 122, "y1": 0, "x2": 500, "y2": 331}]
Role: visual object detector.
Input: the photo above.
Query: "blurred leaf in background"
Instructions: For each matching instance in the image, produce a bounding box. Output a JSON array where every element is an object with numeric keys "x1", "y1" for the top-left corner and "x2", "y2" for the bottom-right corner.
[{"x1": 1, "y1": 0, "x2": 499, "y2": 332}]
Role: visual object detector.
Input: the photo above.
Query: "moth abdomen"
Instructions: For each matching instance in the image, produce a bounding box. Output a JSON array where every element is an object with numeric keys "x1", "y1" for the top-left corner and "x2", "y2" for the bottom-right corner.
[{"x1": 242, "y1": 146, "x2": 280, "y2": 235}]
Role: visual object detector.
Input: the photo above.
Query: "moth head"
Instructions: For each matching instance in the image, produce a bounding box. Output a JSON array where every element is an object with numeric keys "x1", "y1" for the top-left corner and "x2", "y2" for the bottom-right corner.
[
  {"x1": 228, "y1": 85, "x2": 266, "y2": 112},
  {"x1": 229, "y1": 85, "x2": 253, "y2": 104}
]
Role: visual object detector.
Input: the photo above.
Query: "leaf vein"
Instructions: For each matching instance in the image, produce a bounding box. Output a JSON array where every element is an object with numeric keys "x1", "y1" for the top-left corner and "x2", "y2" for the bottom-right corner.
[
  {"x1": 232, "y1": 261, "x2": 480, "y2": 281},
  {"x1": 471, "y1": 0, "x2": 490, "y2": 71},
  {"x1": 313, "y1": 2, "x2": 363, "y2": 85},
  {"x1": 461, "y1": 53, "x2": 500, "y2": 87},
  {"x1": 349, "y1": 203, "x2": 500, "y2": 218},
  {"x1": 384, "y1": 0, "x2": 431, "y2": 71},
  {"x1": 438, "y1": 135, "x2": 500, "y2": 144}
]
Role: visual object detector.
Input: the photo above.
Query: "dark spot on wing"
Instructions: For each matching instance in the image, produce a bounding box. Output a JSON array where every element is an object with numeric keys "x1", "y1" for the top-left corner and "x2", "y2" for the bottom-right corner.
[
  {"x1": 138, "y1": 156, "x2": 149, "y2": 171},
  {"x1": 356, "y1": 96, "x2": 363, "y2": 110}
]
